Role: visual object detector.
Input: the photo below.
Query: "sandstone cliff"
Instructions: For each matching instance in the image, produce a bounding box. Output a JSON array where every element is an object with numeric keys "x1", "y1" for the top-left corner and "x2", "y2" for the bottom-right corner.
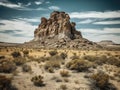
[{"x1": 33, "y1": 11, "x2": 82, "y2": 41}]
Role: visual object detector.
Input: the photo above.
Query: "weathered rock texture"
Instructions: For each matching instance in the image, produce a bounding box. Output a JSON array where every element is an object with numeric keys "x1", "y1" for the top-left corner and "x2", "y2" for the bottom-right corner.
[
  {"x1": 25, "y1": 11, "x2": 102, "y2": 49},
  {"x1": 34, "y1": 11, "x2": 82, "y2": 41}
]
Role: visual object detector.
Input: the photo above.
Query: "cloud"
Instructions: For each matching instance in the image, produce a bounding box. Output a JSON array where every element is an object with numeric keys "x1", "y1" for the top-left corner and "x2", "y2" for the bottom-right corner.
[
  {"x1": 48, "y1": 6, "x2": 60, "y2": 10},
  {"x1": 0, "y1": 19, "x2": 37, "y2": 43},
  {"x1": 0, "y1": 0, "x2": 47, "y2": 11},
  {"x1": 0, "y1": 33, "x2": 32, "y2": 43},
  {"x1": 93, "y1": 20, "x2": 120, "y2": 25},
  {"x1": 25, "y1": 2, "x2": 31, "y2": 6},
  {"x1": 70, "y1": 10, "x2": 120, "y2": 19},
  {"x1": 83, "y1": 34, "x2": 120, "y2": 44},
  {"x1": 35, "y1": 7, "x2": 47, "y2": 11},
  {"x1": 80, "y1": 28, "x2": 120, "y2": 34},
  {"x1": 0, "y1": 19, "x2": 37, "y2": 31},
  {"x1": 35, "y1": 1, "x2": 42, "y2": 5},
  {"x1": 80, "y1": 28, "x2": 120, "y2": 35},
  {"x1": 18, "y1": 18, "x2": 40, "y2": 23},
  {"x1": 78, "y1": 19, "x2": 94, "y2": 24},
  {"x1": 78, "y1": 18, "x2": 120, "y2": 25},
  {"x1": 79, "y1": 28, "x2": 120, "y2": 43},
  {"x1": 0, "y1": 0, "x2": 23, "y2": 9}
]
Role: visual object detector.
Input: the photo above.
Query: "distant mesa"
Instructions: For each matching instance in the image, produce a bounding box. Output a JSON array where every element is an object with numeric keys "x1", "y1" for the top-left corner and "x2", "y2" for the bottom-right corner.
[{"x1": 97, "y1": 40, "x2": 115, "y2": 45}]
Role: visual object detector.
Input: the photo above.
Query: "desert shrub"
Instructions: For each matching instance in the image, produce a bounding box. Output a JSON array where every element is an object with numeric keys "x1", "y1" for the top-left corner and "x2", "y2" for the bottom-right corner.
[
  {"x1": 0, "y1": 59, "x2": 16, "y2": 73},
  {"x1": 90, "y1": 72, "x2": 109, "y2": 90},
  {"x1": 0, "y1": 75, "x2": 11, "y2": 90},
  {"x1": 44, "y1": 60, "x2": 60, "y2": 71},
  {"x1": 60, "y1": 84, "x2": 67, "y2": 90},
  {"x1": 38, "y1": 57, "x2": 50, "y2": 62},
  {"x1": 63, "y1": 78, "x2": 69, "y2": 82},
  {"x1": 49, "y1": 55, "x2": 64, "y2": 64},
  {"x1": 74, "y1": 80, "x2": 79, "y2": 84},
  {"x1": 83, "y1": 55, "x2": 107, "y2": 63},
  {"x1": 73, "y1": 52, "x2": 76, "y2": 56},
  {"x1": 0, "y1": 75, "x2": 17, "y2": 90},
  {"x1": 83, "y1": 55, "x2": 120, "y2": 67},
  {"x1": 60, "y1": 70, "x2": 69, "y2": 77},
  {"x1": 51, "y1": 55, "x2": 63, "y2": 60},
  {"x1": 33, "y1": 54, "x2": 62, "y2": 63},
  {"x1": 83, "y1": 55, "x2": 101, "y2": 64},
  {"x1": 83, "y1": 55, "x2": 98, "y2": 62},
  {"x1": 66, "y1": 59, "x2": 92, "y2": 72},
  {"x1": 11, "y1": 51, "x2": 21, "y2": 58},
  {"x1": 13, "y1": 57, "x2": 26, "y2": 66},
  {"x1": 22, "y1": 64, "x2": 32, "y2": 72},
  {"x1": 60, "y1": 52, "x2": 67, "y2": 59},
  {"x1": 114, "y1": 69, "x2": 120, "y2": 82},
  {"x1": 70, "y1": 55, "x2": 79, "y2": 60},
  {"x1": 31, "y1": 75, "x2": 45, "y2": 86},
  {"x1": 106, "y1": 56, "x2": 120, "y2": 67},
  {"x1": 23, "y1": 50, "x2": 29, "y2": 57},
  {"x1": 47, "y1": 67, "x2": 54, "y2": 73},
  {"x1": 49, "y1": 50, "x2": 58, "y2": 56},
  {"x1": 94, "y1": 55, "x2": 107, "y2": 65},
  {"x1": 0, "y1": 55, "x2": 5, "y2": 59},
  {"x1": 29, "y1": 56, "x2": 41, "y2": 63}
]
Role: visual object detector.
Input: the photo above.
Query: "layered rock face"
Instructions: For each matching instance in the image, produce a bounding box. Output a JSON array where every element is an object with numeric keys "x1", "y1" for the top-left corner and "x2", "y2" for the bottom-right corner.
[
  {"x1": 25, "y1": 11, "x2": 101, "y2": 49},
  {"x1": 34, "y1": 11, "x2": 82, "y2": 41}
]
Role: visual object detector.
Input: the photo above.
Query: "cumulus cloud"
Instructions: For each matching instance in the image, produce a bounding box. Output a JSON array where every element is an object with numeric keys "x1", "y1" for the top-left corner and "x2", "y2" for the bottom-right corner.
[
  {"x1": 78, "y1": 19, "x2": 94, "y2": 24},
  {"x1": 93, "y1": 20, "x2": 120, "y2": 25},
  {"x1": 18, "y1": 18, "x2": 40, "y2": 23},
  {"x1": 83, "y1": 34, "x2": 120, "y2": 44},
  {"x1": 0, "y1": 0, "x2": 23, "y2": 9},
  {"x1": 0, "y1": 19, "x2": 37, "y2": 43},
  {"x1": 35, "y1": 1, "x2": 42, "y2": 5},
  {"x1": 70, "y1": 10, "x2": 120, "y2": 19},
  {"x1": 25, "y1": 2, "x2": 31, "y2": 6},
  {"x1": 79, "y1": 28, "x2": 120, "y2": 43},
  {"x1": 48, "y1": 6, "x2": 60, "y2": 10},
  {"x1": 78, "y1": 19, "x2": 120, "y2": 25},
  {"x1": 0, "y1": 19, "x2": 37, "y2": 31},
  {"x1": 0, "y1": 0, "x2": 46, "y2": 11},
  {"x1": 0, "y1": 33, "x2": 32, "y2": 43},
  {"x1": 80, "y1": 28, "x2": 120, "y2": 34}
]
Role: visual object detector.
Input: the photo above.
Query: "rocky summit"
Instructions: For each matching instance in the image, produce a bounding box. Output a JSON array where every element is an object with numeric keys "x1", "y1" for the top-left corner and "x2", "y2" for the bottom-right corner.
[
  {"x1": 34, "y1": 11, "x2": 82, "y2": 41},
  {"x1": 26, "y1": 11, "x2": 101, "y2": 49}
]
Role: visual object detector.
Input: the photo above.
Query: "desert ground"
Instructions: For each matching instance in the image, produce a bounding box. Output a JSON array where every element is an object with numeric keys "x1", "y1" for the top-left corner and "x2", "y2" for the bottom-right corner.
[{"x1": 0, "y1": 47, "x2": 120, "y2": 90}]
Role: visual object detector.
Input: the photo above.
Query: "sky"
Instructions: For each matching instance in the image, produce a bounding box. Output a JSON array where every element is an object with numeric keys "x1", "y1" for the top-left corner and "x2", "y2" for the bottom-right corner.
[{"x1": 0, "y1": 0, "x2": 120, "y2": 43}]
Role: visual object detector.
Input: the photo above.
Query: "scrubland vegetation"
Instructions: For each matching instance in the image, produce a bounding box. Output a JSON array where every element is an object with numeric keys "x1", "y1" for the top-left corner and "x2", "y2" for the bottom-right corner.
[{"x1": 0, "y1": 47, "x2": 120, "y2": 90}]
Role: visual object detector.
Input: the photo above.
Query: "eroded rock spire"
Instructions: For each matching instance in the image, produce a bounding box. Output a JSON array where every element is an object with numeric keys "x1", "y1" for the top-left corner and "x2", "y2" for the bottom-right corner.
[{"x1": 34, "y1": 11, "x2": 82, "y2": 41}]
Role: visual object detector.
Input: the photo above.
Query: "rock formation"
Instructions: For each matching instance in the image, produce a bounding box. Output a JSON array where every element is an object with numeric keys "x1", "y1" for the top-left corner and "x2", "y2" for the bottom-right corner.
[
  {"x1": 25, "y1": 11, "x2": 101, "y2": 49},
  {"x1": 33, "y1": 11, "x2": 82, "y2": 41}
]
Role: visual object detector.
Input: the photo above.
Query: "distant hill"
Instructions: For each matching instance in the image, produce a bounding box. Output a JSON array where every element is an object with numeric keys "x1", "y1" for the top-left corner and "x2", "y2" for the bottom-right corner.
[
  {"x1": 0, "y1": 42, "x2": 21, "y2": 47},
  {"x1": 97, "y1": 40, "x2": 115, "y2": 45},
  {"x1": 97, "y1": 40, "x2": 120, "y2": 50}
]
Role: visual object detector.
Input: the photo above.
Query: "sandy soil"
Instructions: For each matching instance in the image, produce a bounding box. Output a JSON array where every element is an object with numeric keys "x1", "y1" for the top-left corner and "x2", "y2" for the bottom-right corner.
[{"x1": 0, "y1": 48, "x2": 120, "y2": 90}]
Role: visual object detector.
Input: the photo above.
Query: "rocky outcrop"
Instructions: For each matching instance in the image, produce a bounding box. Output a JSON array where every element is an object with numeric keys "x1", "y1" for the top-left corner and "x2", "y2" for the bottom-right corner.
[
  {"x1": 25, "y1": 11, "x2": 102, "y2": 49},
  {"x1": 33, "y1": 11, "x2": 82, "y2": 41}
]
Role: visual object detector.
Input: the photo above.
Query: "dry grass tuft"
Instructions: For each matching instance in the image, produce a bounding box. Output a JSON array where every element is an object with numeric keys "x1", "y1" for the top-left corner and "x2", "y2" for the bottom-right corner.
[
  {"x1": 66, "y1": 59, "x2": 93, "y2": 72},
  {"x1": 31, "y1": 75, "x2": 45, "y2": 87},
  {"x1": 60, "y1": 70, "x2": 69, "y2": 77}
]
